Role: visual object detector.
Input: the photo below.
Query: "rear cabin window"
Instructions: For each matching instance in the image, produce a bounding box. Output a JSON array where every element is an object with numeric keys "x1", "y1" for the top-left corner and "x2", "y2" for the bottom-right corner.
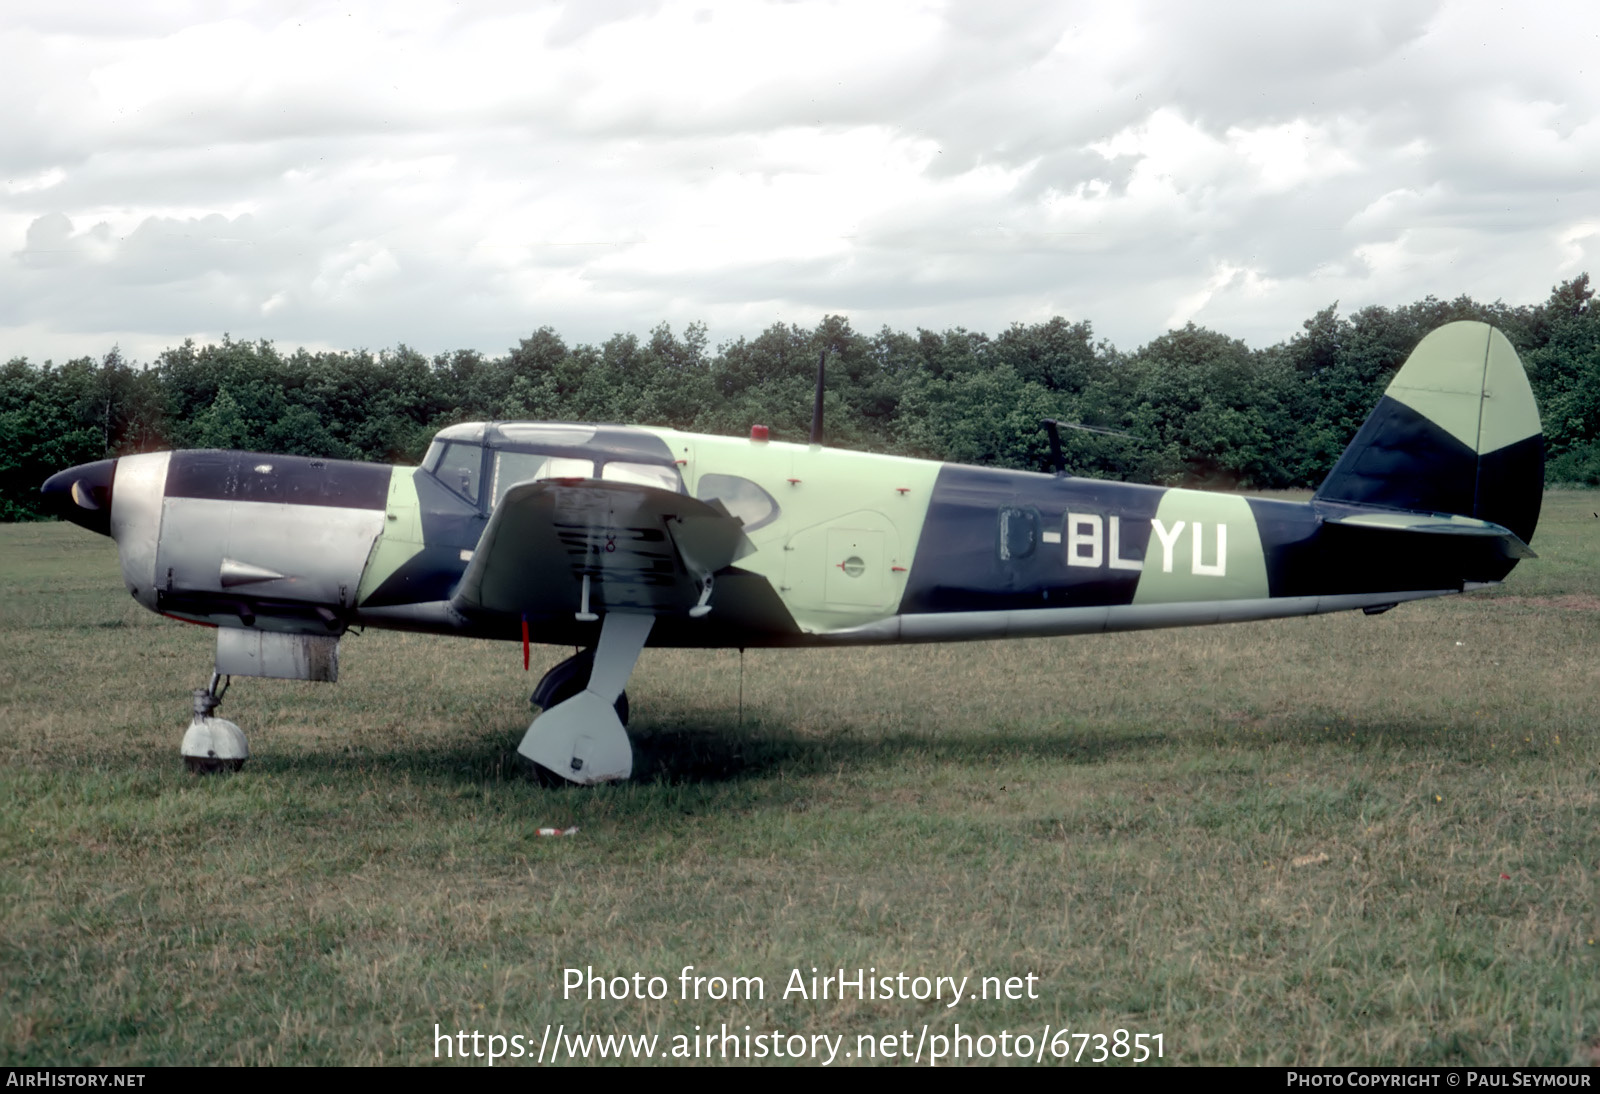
[
  {"x1": 697, "y1": 473, "x2": 780, "y2": 532},
  {"x1": 998, "y1": 506, "x2": 1038, "y2": 560}
]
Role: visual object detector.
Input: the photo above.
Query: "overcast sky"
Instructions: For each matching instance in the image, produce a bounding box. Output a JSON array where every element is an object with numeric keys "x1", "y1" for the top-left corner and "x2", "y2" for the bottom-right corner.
[{"x1": 3, "y1": 0, "x2": 1597, "y2": 365}]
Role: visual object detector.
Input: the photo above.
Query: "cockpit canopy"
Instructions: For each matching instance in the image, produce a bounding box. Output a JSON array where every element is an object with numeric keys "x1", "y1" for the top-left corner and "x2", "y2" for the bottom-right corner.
[{"x1": 421, "y1": 422, "x2": 684, "y2": 510}]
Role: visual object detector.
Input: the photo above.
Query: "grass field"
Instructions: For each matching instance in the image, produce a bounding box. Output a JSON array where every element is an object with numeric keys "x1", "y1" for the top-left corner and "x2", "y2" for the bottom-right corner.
[{"x1": 2, "y1": 492, "x2": 1598, "y2": 1066}]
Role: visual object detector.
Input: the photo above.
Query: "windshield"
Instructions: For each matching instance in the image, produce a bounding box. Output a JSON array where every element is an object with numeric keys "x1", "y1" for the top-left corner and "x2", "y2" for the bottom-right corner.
[{"x1": 426, "y1": 441, "x2": 483, "y2": 505}]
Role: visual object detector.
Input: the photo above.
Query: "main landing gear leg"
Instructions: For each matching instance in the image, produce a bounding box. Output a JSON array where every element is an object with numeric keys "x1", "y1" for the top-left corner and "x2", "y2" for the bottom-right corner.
[
  {"x1": 530, "y1": 650, "x2": 629, "y2": 726},
  {"x1": 180, "y1": 672, "x2": 249, "y2": 773},
  {"x1": 518, "y1": 612, "x2": 653, "y2": 784}
]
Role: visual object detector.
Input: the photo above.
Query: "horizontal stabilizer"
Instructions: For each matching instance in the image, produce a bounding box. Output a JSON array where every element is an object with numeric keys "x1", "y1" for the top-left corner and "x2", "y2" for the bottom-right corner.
[{"x1": 1320, "y1": 509, "x2": 1536, "y2": 560}]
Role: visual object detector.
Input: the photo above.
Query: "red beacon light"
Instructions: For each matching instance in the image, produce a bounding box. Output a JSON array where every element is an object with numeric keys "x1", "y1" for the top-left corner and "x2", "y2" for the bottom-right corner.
[{"x1": 750, "y1": 425, "x2": 769, "y2": 442}]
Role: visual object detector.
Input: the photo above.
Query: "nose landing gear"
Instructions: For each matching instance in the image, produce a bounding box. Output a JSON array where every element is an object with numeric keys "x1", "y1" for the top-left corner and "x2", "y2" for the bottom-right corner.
[{"x1": 180, "y1": 672, "x2": 249, "y2": 773}]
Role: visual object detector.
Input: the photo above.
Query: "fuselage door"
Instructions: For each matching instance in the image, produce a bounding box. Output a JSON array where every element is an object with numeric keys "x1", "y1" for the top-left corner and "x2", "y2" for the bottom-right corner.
[
  {"x1": 783, "y1": 509, "x2": 899, "y2": 626},
  {"x1": 824, "y1": 525, "x2": 889, "y2": 607}
]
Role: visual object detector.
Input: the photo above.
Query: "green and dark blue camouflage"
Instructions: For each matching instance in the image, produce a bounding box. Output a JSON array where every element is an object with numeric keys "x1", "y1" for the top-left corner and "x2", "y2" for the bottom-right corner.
[{"x1": 40, "y1": 320, "x2": 1543, "y2": 781}]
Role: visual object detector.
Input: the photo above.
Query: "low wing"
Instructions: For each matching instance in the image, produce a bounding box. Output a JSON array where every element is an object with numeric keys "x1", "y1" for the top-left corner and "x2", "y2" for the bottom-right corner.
[{"x1": 451, "y1": 478, "x2": 757, "y2": 618}]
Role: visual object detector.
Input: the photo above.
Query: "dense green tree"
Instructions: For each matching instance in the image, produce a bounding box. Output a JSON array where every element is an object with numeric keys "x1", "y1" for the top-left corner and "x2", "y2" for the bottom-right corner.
[
  {"x1": 0, "y1": 356, "x2": 108, "y2": 518},
  {"x1": 1523, "y1": 275, "x2": 1600, "y2": 481},
  {"x1": 6, "y1": 275, "x2": 1600, "y2": 519},
  {"x1": 1122, "y1": 324, "x2": 1279, "y2": 487}
]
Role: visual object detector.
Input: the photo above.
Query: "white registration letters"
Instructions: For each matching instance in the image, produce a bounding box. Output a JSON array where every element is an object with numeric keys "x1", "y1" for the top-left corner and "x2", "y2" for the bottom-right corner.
[
  {"x1": 1192, "y1": 521, "x2": 1226, "y2": 577},
  {"x1": 1150, "y1": 518, "x2": 1186, "y2": 573},
  {"x1": 1066, "y1": 514, "x2": 1227, "y2": 577},
  {"x1": 1108, "y1": 515, "x2": 1143, "y2": 571},
  {"x1": 1066, "y1": 514, "x2": 1102, "y2": 567}
]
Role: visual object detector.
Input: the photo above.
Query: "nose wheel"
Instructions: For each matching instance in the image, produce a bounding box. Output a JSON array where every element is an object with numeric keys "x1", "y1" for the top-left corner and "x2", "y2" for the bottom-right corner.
[{"x1": 180, "y1": 672, "x2": 249, "y2": 773}]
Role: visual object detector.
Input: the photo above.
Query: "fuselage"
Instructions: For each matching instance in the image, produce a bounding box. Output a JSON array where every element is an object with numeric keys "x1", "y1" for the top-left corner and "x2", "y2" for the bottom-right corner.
[{"x1": 43, "y1": 421, "x2": 1520, "y2": 651}]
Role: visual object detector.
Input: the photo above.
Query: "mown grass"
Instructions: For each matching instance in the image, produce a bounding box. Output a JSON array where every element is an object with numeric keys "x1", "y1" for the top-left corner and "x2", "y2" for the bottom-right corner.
[{"x1": 2, "y1": 494, "x2": 1598, "y2": 1066}]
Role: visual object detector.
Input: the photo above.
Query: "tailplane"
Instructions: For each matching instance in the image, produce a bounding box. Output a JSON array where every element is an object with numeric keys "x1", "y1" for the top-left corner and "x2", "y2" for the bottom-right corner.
[{"x1": 1314, "y1": 320, "x2": 1544, "y2": 545}]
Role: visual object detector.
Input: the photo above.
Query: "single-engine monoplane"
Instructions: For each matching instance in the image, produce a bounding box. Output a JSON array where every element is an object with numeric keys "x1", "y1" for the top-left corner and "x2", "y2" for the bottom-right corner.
[{"x1": 42, "y1": 321, "x2": 1543, "y2": 783}]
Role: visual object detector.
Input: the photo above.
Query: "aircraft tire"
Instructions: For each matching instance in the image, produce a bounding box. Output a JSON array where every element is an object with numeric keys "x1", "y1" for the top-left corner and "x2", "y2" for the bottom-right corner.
[{"x1": 184, "y1": 756, "x2": 246, "y2": 774}]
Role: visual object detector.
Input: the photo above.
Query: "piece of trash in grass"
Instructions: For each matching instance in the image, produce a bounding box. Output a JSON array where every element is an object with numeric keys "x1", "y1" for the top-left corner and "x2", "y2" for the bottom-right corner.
[
  {"x1": 1291, "y1": 852, "x2": 1330, "y2": 868},
  {"x1": 535, "y1": 827, "x2": 580, "y2": 837}
]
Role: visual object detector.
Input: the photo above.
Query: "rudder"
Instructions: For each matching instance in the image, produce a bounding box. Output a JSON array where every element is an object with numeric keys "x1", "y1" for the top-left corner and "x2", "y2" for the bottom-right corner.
[{"x1": 1314, "y1": 321, "x2": 1543, "y2": 544}]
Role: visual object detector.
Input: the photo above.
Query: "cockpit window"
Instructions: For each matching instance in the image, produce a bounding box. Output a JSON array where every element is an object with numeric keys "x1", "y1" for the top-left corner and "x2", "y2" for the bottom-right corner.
[
  {"x1": 492, "y1": 451, "x2": 547, "y2": 508},
  {"x1": 534, "y1": 457, "x2": 597, "y2": 481},
  {"x1": 431, "y1": 427, "x2": 687, "y2": 511},
  {"x1": 696, "y1": 473, "x2": 780, "y2": 532},
  {"x1": 421, "y1": 440, "x2": 445, "y2": 474},
  {"x1": 434, "y1": 442, "x2": 483, "y2": 505},
  {"x1": 519, "y1": 458, "x2": 682, "y2": 492},
  {"x1": 603, "y1": 462, "x2": 681, "y2": 491}
]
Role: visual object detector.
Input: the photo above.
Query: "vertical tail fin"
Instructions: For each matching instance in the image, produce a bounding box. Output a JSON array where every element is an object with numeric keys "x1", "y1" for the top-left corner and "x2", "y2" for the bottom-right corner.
[{"x1": 1314, "y1": 321, "x2": 1544, "y2": 544}]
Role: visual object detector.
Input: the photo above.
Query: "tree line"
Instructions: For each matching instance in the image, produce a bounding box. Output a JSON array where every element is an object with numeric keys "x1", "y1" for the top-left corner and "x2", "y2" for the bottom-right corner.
[{"x1": 3, "y1": 275, "x2": 1596, "y2": 521}]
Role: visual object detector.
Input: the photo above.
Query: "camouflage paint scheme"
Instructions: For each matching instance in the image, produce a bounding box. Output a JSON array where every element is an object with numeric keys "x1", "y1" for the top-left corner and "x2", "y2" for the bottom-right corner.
[
  {"x1": 45, "y1": 320, "x2": 1544, "y2": 649},
  {"x1": 359, "y1": 321, "x2": 1541, "y2": 649},
  {"x1": 40, "y1": 321, "x2": 1545, "y2": 781}
]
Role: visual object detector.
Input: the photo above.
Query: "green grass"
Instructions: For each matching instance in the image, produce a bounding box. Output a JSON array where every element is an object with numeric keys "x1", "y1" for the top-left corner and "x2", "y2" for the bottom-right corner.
[{"x1": 2, "y1": 495, "x2": 1599, "y2": 1066}]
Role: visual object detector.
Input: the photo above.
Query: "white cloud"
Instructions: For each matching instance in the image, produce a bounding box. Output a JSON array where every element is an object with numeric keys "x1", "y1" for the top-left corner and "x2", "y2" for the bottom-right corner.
[
  {"x1": 1558, "y1": 222, "x2": 1600, "y2": 276},
  {"x1": 1228, "y1": 119, "x2": 1359, "y2": 193},
  {"x1": 1166, "y1": 263, "x2": 1279, "y2": 330},
  {"x1": 1, "y1": 0, "x2": 1597, "y2": 362},
  {"x1": 5, "y1": 167, "x2": 65, "y2": 195},
  {"x1": 310, "y1": 241, "x2": 400, "y2": 300}
]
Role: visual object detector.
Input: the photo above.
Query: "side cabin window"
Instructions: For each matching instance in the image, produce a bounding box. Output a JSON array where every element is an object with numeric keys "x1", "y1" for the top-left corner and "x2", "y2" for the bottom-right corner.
[
  {"x1": 998, "y1": 506, "x2": 1038, "y2": 560},
  {"x1": 696, "y1": 473, "x2": 781, "y2": 532},
  {"x1": 492, "y1": 451, "x2": 547, "y2": 508},
  {"x1": 601, "y1": 462, "x2": 681, "y2": 491}
]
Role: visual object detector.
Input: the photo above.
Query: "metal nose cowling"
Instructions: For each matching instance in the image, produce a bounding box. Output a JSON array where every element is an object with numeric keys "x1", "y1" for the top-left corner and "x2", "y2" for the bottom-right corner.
[{"x1": 41, "y1": 459, "x2": 118, "y2": 537}]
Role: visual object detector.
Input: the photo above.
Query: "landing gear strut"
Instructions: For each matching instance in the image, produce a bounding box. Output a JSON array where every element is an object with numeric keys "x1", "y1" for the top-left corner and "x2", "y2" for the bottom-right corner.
[
  {"x1": 519, "y1": 613, "x2": 651, "y2": 783},
  {"x1": 180, "y1": 672, "x2": 249, "y2": 774},
  {"x1": 531, "y1": 649, "x2": 629, "y2": 726}
]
